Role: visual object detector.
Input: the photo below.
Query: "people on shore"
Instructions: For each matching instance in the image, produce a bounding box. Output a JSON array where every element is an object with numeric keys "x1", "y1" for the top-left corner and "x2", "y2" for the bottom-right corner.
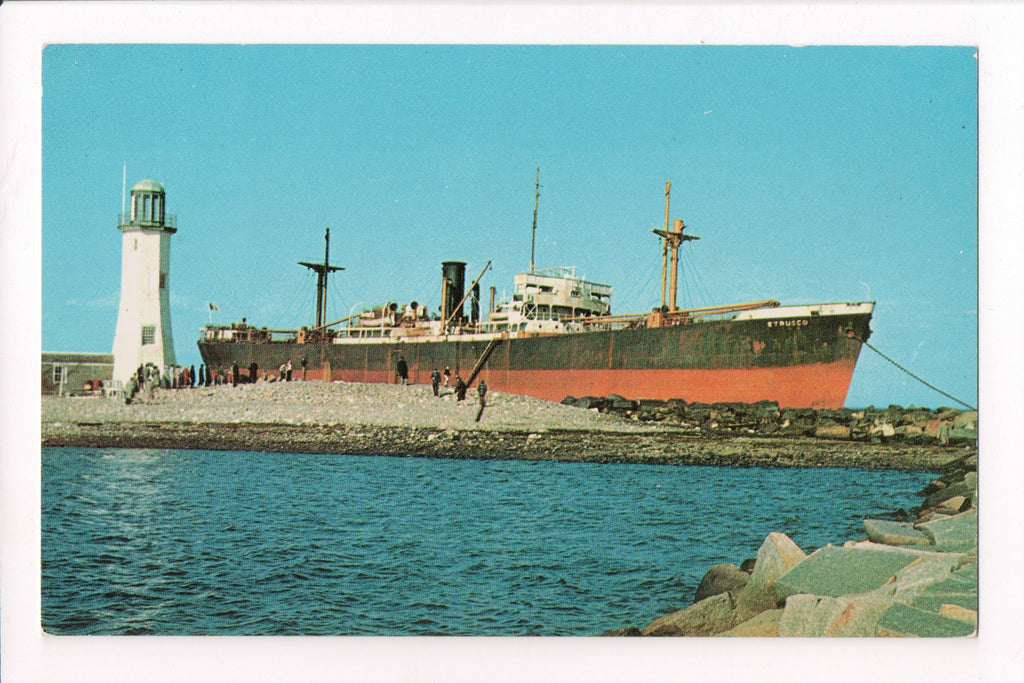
[
  {"x1": 396, "y1": 355, "x2": 409, "y2": 385},
  {"x1": 430, "y1": 368, "x2": 441, "y2": 396},
  {"x1": 300, "y1": 358, "x2": 307, "y2": 381},
  {"x1": 250, "y1": 361, "x2": 258, "y2": 384},
  {"x1": 455, "y1": 375, "x2": 467, "y2": 401},
  {"x1": 286, "y1": 360, "x2": 293, "y2": 382},
  {"x1": 443, "y1": 366, "x2": 451, "y2": 387},
  {"x1": 232, "y1": 362, "x2": 240, "y2": 388}
]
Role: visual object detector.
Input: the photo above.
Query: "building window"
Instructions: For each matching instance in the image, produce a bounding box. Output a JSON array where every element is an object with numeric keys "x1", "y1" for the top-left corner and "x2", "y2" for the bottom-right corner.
[
  {"x1": 52, "y1": 365, "x2": 66, "y2": 383},
  {"x1": 160, "y1": 272, "x2": 167, "y2": 289},
  {"x1": 141, "y1": 325, "x2": 156, "y2": 345}
]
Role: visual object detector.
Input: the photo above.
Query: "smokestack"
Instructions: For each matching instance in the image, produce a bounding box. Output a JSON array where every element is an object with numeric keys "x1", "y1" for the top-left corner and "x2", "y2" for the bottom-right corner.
[{"x1": 442, "y1": 261, "x2": 466, "y2": 324}]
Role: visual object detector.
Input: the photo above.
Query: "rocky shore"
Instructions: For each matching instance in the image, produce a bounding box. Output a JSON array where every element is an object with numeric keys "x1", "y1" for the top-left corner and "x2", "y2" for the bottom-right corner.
[
  {"x1": 42, "y1": 380, "x2": 965, "y2": 471},
  {"x1": 606, "y1": 452, "x2": 978, "y2": 638}
]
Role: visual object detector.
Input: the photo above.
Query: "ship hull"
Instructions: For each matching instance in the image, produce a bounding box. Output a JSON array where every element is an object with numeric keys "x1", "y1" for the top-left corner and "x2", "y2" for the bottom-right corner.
[{"x1": 198, "y1": 308, "x2": 871, "y2": 409}]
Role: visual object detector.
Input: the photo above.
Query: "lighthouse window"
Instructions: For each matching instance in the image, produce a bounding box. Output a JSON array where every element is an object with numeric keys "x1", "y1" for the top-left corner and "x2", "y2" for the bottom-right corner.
[
  {"x1": 160, "y1": 272, "x2": 167, "y2": 289},
  {"x1": 141, "y1": 325, "x2": 156, "y2": 345}
]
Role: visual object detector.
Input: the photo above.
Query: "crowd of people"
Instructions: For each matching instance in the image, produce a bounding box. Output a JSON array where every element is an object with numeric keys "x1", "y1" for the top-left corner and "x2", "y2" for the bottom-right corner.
[
  {"x1": 124, "y1": 358, "x2": 311, "y2": 403},
  {"x1": 124, "y1": 356, "x2": 490, "y2": 421}
]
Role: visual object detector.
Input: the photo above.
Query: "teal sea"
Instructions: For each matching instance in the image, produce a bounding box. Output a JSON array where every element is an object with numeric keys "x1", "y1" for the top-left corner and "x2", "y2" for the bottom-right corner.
[{"x1": 42, "y1": 447, "x2": 933, "y2": 635}]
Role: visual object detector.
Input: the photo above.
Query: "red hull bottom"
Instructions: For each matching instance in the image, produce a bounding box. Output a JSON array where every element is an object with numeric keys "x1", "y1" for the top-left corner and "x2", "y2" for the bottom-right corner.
[{"x1": 312, "y1": 361, "x2": 857, "y2": 410}]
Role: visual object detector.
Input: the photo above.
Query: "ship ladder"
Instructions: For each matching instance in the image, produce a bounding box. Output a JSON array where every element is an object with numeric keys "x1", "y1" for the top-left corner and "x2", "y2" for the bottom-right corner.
[{"x1": 466, "y1": 337, "x2": 504, "y2": 387}]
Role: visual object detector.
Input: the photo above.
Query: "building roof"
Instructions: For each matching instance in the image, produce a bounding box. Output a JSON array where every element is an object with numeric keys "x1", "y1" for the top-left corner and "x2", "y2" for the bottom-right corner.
[
  {"x1": 131, "y1": 179, "x2": 165, "y2": 194},
  {"x1": 42, "y1": 352, "x2": 114, "y2": 364}
]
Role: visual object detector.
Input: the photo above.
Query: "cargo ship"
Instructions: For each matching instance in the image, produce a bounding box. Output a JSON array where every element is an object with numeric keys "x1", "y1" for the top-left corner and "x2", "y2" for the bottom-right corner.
[{"x1": 197, "y1": 183, "x2": 873, "y2": 409}]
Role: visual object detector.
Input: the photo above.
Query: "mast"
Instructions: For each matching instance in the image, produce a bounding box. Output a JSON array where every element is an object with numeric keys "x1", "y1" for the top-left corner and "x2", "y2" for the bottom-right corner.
[
  {"x1": 660, "y1": 181, "x2": 670, "y2": 309},
  {"x1": 530, "y1": 167, "x2": 539, "y2": 273},
  {"x1": 651, "y1": 186, "x2": 700, "y2": 312},
  {"x1": 299, "y1": 228, "x2": 345, "y2": 329}
]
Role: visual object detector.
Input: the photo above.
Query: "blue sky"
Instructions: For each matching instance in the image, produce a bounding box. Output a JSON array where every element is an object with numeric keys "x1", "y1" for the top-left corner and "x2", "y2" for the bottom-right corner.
[{"x1": 41, "y1": 44, "x2": 977, "y2": 408}]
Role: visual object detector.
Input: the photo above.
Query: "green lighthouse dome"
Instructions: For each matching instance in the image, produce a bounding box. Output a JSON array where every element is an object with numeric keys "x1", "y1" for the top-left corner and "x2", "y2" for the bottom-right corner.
[{"x1": 131, "y1": 179, "x2": 165, "y2": 193}]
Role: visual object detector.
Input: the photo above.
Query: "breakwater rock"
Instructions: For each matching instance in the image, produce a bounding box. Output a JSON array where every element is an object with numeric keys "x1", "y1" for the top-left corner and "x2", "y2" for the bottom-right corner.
[
  {"x1": 42, "y1": 382, "x2": 961, "y2": 470},
  {"x1": 562, "y1": 396, "x2": 978, "y2": 447},
  {"x1": 607, "y1": 452, "x2": 978, "y2": 637}
]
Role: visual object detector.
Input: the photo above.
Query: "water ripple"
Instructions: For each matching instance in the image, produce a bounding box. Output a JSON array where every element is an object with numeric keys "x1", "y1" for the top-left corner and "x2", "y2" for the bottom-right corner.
[{"x1": 42, "y1": 446, "x2": 932, "y2": 636}]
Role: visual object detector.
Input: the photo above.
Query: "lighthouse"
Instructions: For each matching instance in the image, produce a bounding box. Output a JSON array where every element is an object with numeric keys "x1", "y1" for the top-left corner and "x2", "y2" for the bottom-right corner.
[{"x1": 111, "y1": 179, "x2": 178, "y2": 385}]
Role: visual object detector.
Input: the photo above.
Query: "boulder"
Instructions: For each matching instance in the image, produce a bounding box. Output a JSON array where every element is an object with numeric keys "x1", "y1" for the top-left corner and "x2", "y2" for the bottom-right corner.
[
  {"x1": 922, "y1": 480, "x2": 976, "y2": 511},
  {"x1": 693, "y1": 563, "x2": 750, "y2": 604},
  {"x1": 775, "y1": 545, "x2": 919, "y2": 599},
  {"x1": 863, "y1": 519, "x2": 932, "y2": 546},
  {"x1": 778, "y1": 591, "x2": 894, "y2": 637},
  {"x1": 608, "y1": 394, "x2": 638, "y2": 411},
  {"x1": 600, "y1": 625, "x2": 642, "y2": 636},
  {"x1": 888, "y1": 554, "x2": 962, "y2": 602},
  {"x1": 814, "y1": 424, "x2": 851, "y2": 440},
  {"x1": 917, "y1": 509, "x2": 978, "y2": 549},
  {"x1": 938, "y1": 604, "x2": 978, "y2": 626},
  {"x1": 573, "y1": 396, "x2": 609, "y2": 411},
  {"x1": 953, "y1": 410, "x2": 978, "y2": 429},
  {"x1": 715, "y1": 609, "x2": 782, "y2": 637},
  {"x1": 876, "y1": 602, "x2": 976, "y2": 637},
  {"x1": 641, "y1": 592, "x2": 738, "y2": 637},
  {"x1": 734, "y1": 532, "x2": 806, "y2": 621}
]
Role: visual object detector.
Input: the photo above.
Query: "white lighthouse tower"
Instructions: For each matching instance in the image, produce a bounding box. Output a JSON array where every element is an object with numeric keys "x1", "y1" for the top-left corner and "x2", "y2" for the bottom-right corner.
[{"x1": 111, "y1": 179, "x2": 178, "y2": 385}]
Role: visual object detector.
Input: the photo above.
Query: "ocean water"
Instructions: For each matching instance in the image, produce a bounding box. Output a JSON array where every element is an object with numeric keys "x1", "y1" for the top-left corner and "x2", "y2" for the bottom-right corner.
[{"x1": 42, "y1": 447, "x2": 934, "y2": 636}]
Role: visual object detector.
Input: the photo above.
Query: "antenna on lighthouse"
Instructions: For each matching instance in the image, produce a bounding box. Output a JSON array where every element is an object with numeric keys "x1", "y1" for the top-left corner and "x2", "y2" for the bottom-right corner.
[{"x1": 121, "y1": 164, "x2": 127, "y2": 214}]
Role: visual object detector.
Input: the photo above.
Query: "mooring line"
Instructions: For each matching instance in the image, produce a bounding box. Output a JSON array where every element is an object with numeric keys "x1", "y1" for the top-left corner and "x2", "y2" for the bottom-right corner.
[{"x1": 852, "y1": 334, "x2": 977, "y2": 411}]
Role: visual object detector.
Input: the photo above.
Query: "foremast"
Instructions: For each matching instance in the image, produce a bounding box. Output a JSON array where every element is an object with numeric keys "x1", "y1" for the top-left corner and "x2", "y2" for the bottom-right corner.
[{"x1": 298, "y1": 228, "x2": 345, "y2": 329}]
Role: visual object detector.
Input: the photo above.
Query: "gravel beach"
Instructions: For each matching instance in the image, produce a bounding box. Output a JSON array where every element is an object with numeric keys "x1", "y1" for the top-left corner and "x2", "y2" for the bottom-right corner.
[{"x1": 42, "y1": 380, "x2": 957, "y2": 470}]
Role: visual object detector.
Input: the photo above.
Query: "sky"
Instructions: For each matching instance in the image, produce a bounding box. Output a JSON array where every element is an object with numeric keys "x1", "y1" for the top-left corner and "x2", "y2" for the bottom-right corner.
[{"x1": 40, "y1": 43, "x2": 977, "y2": 408}]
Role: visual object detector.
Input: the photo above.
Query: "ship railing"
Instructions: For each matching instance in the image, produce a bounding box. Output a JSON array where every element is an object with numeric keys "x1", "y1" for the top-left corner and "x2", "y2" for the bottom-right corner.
[{"x1": 560, "y1": 300, "x2": 781, "y2": 328}]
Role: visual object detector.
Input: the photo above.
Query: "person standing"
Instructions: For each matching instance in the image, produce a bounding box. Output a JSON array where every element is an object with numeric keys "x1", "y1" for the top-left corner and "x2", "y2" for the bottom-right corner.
[
  {"x1": 443, "y1": 366, "x2": 451, "y2": 387},
  {"x1": 396, "y1": 355, "x2": 409, "y2": 385},
  {"x1": 285, "y1": 359, "x2": 293, "y2": 382},
  {"x1": 430, "y1": 368, "x2": 441, "y2": 396},
  {"x1": 300, "y1": 357, "x2": 308, "y2": 381},
  {"x1": 250, "y1": 361, "x2": 258, "y2": 384},
  {"x1": 190, "y1": 364, "x2": 196, "y2": 388},
  {"x1": 475, "y1": 379, "x2": 488, "y2": 422},
  {"x1": 455, "y1": 375, "x2": 467, "y2": 401},
  {"x1": 231, "y1": 362, "x2": 240, "y2": 388}
]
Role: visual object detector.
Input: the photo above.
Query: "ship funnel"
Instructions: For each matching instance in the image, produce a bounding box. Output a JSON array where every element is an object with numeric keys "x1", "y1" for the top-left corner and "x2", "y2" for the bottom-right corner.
[{"x1": 442, "y1": 261, "x2": 467, "y2": 324}]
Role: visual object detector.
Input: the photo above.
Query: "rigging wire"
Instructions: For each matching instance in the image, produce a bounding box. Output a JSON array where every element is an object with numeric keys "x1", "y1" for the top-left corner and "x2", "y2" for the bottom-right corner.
[
  {"x1": 849, "y1": 333, "x2": 977, "y2": 411},
  {"x1": 278, "y1": 274, "x2": 312, "y2": 328}
]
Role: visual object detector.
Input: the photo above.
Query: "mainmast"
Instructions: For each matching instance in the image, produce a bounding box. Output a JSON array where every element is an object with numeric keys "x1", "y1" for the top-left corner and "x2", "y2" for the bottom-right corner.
[
  {"x1": 299, "y1": 228, "x2": 345, "y2": 329},
  {"x1": 652, "y1": 184, "x2": 700, "y2": 312},
  {"x1": 530, "y1": 167, "x2": 540, "y2": 274}
]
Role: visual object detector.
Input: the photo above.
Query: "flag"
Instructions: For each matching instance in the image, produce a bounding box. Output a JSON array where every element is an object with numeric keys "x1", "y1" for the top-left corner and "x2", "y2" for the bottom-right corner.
[{"x1": 208, "y1": 302, "x2": 218, "y2": 311}]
